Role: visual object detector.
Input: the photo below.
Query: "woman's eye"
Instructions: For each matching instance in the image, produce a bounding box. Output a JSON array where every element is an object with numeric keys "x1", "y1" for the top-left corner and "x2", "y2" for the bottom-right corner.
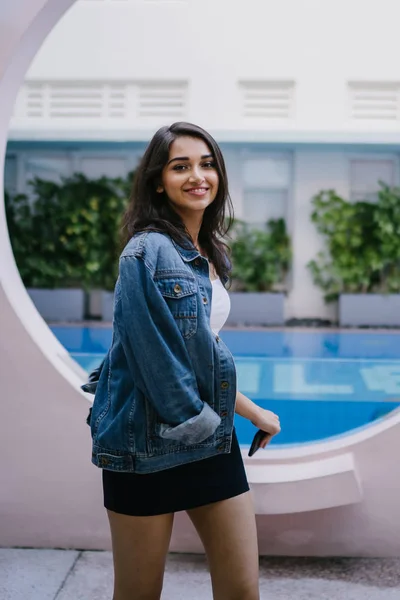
[{"x1": 172, "y1": 161, "x2": 215, "y2": 171}]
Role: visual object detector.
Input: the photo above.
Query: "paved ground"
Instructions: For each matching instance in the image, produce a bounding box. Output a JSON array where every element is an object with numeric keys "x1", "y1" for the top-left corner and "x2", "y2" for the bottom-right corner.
[{"x1": 1, "y1": 549, "x2": 400, "y2": 600}]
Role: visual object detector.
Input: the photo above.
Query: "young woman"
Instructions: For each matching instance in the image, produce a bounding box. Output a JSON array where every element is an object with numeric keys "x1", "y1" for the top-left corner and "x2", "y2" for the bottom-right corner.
[{"x1": 87, "y1": 122, "x2": 281, "y2": 600}]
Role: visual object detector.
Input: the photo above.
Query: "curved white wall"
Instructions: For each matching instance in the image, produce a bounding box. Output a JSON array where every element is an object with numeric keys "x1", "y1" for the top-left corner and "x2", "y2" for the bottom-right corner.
[
  {"x1": 1, "y1": 0, "x2": 400, "y2": 556},
  {"x1": 0, "y1": 0, "x2": 108, "y2": 550}
]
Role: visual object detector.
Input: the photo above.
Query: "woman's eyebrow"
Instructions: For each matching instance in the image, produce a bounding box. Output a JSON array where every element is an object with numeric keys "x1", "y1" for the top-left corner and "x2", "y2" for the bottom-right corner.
[{"x1": 167, "y1": 153, "x2": 213, "y2": 166}]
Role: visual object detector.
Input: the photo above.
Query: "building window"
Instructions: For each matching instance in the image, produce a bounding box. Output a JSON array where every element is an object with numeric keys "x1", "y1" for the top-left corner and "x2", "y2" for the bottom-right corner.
[
  {"x1": 350, "y1": 159, "x2": 396, "y2": 202},
  {"x1": 22, "y1": 155, "x2": 72, "y2": 199},
  {"x1": 242, "y1": 155, "x2": 291, "y2": 227},
  {"x1": 79, "y1": 156, "x2": 128, "y2": 179}
]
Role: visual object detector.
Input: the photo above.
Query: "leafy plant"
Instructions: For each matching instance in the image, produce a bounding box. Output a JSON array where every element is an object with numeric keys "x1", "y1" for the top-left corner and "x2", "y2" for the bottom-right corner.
[
  {"x1": 228, "y1": 218, "x2": 291, "y2": 292},
  {"x1": 6, "y1": 172, "x2": 292, "y2": 295},
  {"x1": 308, "y1": 186, "x2": 400, "y2": 302},
  {"x1": 5, "y1": 172, "x2": 133, "y2": 290},
  {"x1": 373, "y1": 184, "x2": 400, "y2": 293}
]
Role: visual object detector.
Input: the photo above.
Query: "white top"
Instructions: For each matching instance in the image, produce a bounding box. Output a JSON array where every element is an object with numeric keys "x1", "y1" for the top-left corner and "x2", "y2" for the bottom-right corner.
[{"x1": 210, "y1": 278, "x2": 231, "y2": 335}]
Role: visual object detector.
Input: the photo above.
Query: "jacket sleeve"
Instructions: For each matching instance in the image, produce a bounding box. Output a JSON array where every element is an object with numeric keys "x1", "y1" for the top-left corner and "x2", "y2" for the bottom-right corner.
[{"x1": 117, "y1": 254, "x2": 221, "y2": 445}]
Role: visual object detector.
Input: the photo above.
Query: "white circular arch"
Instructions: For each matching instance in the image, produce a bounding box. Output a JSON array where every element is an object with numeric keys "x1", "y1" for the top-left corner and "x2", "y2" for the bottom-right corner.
[
  {"x1": 1, "y1": 0, "x2": 400, "y2": 555},
  {"x1": 0, "y1": 0, "x2": 87, "y2": 388}
]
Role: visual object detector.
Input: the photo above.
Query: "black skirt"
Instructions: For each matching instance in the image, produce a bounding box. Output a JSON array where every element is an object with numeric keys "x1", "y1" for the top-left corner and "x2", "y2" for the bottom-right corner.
[{"x1": 102, "y1": 428, "x2": 249, "y2": 516}]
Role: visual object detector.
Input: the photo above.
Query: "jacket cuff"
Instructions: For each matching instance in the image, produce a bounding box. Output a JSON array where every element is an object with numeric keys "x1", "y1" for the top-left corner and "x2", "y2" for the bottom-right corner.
[{"x1": 159, "y1": 402, "x2": 221, "y2": 445}]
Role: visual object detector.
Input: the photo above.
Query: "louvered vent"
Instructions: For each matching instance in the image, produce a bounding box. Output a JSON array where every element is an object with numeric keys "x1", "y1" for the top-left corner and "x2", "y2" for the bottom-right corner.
[
  {"x1": 239, "y1": 81, "x2": 294, "y2": 120},
  {"x1": 137, "y1": 82, "x2": 187, "y2": 118},
  {"x1": 106, "y1": 85, "x2": 127, "y2": 118},
  {"x1": 13, "y1": 80, "x2": 188, "y2": 125},
  {"x1": 81, "y1": 1, "x2": 184, "y2": 3},
  {"x1": 349, "y1": 82, "x2": 400, "y2": 121},
  {"x1": 16, "y1": 82, "x2": 129, "y2": 120},
  {"x1": 48, "y1": 83, "x2": 104, "y2": 118},
  {"x1": 23, "y1": 83, "x2": 45, "y2": 118}
]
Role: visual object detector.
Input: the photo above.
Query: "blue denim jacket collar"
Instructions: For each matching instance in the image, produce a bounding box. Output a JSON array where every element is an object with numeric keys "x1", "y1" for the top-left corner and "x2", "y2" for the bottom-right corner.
[
  {"x1": 170, "y1": 238, "x2": 200, "y2": 263},
  {"x1": 171, "y1": 238, "x2": 229, "y2": 286}
]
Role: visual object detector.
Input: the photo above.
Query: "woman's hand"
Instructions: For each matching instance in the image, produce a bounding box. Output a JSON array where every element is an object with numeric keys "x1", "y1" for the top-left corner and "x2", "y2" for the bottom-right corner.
[
  {"x1": 251, "y1": 407, "x2": 281, "y2": 448},
  {"x1": 234, "y1": 391, "x2": 281, "y2": 449}
]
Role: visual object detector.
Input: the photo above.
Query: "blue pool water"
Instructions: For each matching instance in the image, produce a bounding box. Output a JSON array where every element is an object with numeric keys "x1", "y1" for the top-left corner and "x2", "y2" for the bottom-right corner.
[{"x1": 51, "y1": 327, "x2": 400, "y2": 447}]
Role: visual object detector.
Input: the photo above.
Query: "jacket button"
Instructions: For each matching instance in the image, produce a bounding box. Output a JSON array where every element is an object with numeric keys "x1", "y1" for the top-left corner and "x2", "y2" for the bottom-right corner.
[
  {"x1": 100, "y1": 456, "x2": 109, "y2": 466},
  {"x1": 194, "y1": 258, "x2": 202, "y2": 266},
  {"x1": 174, "y1": 284, "x2": 182, "y2": 294},
  {"x1": 221, "y1": 411, "x2": 228, "y2": 417},
  {"x1": 217, "y1": 445, "x2": 224, "y2": 452},
  {"x1": 221, "y1": 381, "x2": 229, "y2": 389},
  {"x1": 202, "y1": 297, "x2": 208, "y2": 304}
]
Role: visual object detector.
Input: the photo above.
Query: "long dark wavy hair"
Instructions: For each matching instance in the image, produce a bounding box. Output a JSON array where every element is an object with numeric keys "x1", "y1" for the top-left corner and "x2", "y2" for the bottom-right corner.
[{"x1": 121, "y1": 122, "x2": 234, "y2": 283}]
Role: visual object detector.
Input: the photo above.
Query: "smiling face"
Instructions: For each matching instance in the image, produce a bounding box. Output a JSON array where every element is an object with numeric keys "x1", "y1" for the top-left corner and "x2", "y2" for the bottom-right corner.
[{"x1": 157, "y1": 136, "x2": 219, "y2": 220}]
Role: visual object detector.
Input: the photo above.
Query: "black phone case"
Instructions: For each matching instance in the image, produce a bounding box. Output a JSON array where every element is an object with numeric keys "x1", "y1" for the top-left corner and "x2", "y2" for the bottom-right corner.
[{"x1": 248, "y1": 429, "x2": 266, "y2": 457}]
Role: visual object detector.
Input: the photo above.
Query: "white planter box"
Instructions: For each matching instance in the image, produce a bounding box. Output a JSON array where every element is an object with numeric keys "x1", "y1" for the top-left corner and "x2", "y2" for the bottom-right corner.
[
  {"x1": 226, "y1": 292, "x2": 285, "y2": 326},
  {"x1": 100, "y1": 291, "x2": 285, "y2": 325},
  {"x1": 27, "y1": 288, "x2": 85, "y2": 322},
  {"x1": 88, "y1": 289, "x2": 102, "y2": 319},
  {"x1": 101, "y1": 291, "x2": 114, "y2": 322},
  {"x1": 339, "y1": 294, "x2": 400, "y2": 327}
]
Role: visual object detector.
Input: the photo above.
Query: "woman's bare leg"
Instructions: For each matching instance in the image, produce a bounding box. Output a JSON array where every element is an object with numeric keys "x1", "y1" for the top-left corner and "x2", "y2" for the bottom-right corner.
[
  {"x1": 187, "y1": 491, "x2": 259, "y2": 600},
  {"x1": 106, "y1": 509, "x2": 174, "y2": 600}
]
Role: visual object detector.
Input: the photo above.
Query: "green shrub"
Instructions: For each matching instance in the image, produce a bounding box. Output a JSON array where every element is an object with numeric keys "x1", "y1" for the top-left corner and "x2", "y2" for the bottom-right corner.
[
  {"x1": 228, "y1": 218, "x2": 291, "y2": 292},
  {"x1": 374, "y1": 184, "x2": 400, "y2": 293},
  {"x1": 5, "y1": 172, "x2": 133, "y2": 290},
  {"x1": 308, "y1": 185, "x2": 400, "y2": 302},
  {"x1": 6, "y1": 173, "x2": 292, "y2": 295}
]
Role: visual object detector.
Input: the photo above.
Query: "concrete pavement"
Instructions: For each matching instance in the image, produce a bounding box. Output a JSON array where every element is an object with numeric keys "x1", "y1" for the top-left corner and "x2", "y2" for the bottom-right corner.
[{"x1": 1, "y1": 548, "x2": 400, "y2": 600}]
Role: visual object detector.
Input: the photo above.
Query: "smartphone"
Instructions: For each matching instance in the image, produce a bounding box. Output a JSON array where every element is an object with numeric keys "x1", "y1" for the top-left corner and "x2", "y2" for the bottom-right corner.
[{"x1": 248, "y1": 429, "x2": 268, "y2": 457}]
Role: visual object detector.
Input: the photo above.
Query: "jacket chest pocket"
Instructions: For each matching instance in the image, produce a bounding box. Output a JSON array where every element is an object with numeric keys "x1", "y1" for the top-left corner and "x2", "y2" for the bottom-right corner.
[{"x1": 156, "y1": 276, "x2": 198, "y2": 339}]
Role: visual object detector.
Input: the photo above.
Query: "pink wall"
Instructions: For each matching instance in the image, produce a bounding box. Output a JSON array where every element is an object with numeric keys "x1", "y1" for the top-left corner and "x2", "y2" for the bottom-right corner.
[{"x1": 1, "y1": 0, "x2": 400, "y2": 557}]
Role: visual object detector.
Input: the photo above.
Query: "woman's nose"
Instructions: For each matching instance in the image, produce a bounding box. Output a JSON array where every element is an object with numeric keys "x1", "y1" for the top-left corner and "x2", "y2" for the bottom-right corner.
[{"x1": 188, "y1": 166, "x2": 204, "y2": 183}]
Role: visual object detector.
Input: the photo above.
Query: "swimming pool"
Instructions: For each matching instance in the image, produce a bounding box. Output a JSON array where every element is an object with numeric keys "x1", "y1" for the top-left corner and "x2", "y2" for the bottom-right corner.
[{"x1": 51, "y1": 327, "x2": 400, "y2": 447}]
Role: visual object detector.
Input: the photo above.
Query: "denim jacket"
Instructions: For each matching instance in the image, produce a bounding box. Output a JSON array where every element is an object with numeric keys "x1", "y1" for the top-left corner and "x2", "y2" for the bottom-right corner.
[{"x1": 88, "y1": 231, "x2": 237, "y2": 473}]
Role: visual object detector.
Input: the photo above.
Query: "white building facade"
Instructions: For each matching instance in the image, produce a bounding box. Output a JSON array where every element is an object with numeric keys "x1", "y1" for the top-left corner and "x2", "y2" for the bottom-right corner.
[{"x1": 5, "y1": 0, "x2": 400, "y2": 321}]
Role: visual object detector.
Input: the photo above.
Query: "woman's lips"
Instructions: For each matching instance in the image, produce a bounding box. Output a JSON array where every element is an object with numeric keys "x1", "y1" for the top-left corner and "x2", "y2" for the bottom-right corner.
[{"x1": 184, "y1": 187, "x2": 209, "y2": 196}]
